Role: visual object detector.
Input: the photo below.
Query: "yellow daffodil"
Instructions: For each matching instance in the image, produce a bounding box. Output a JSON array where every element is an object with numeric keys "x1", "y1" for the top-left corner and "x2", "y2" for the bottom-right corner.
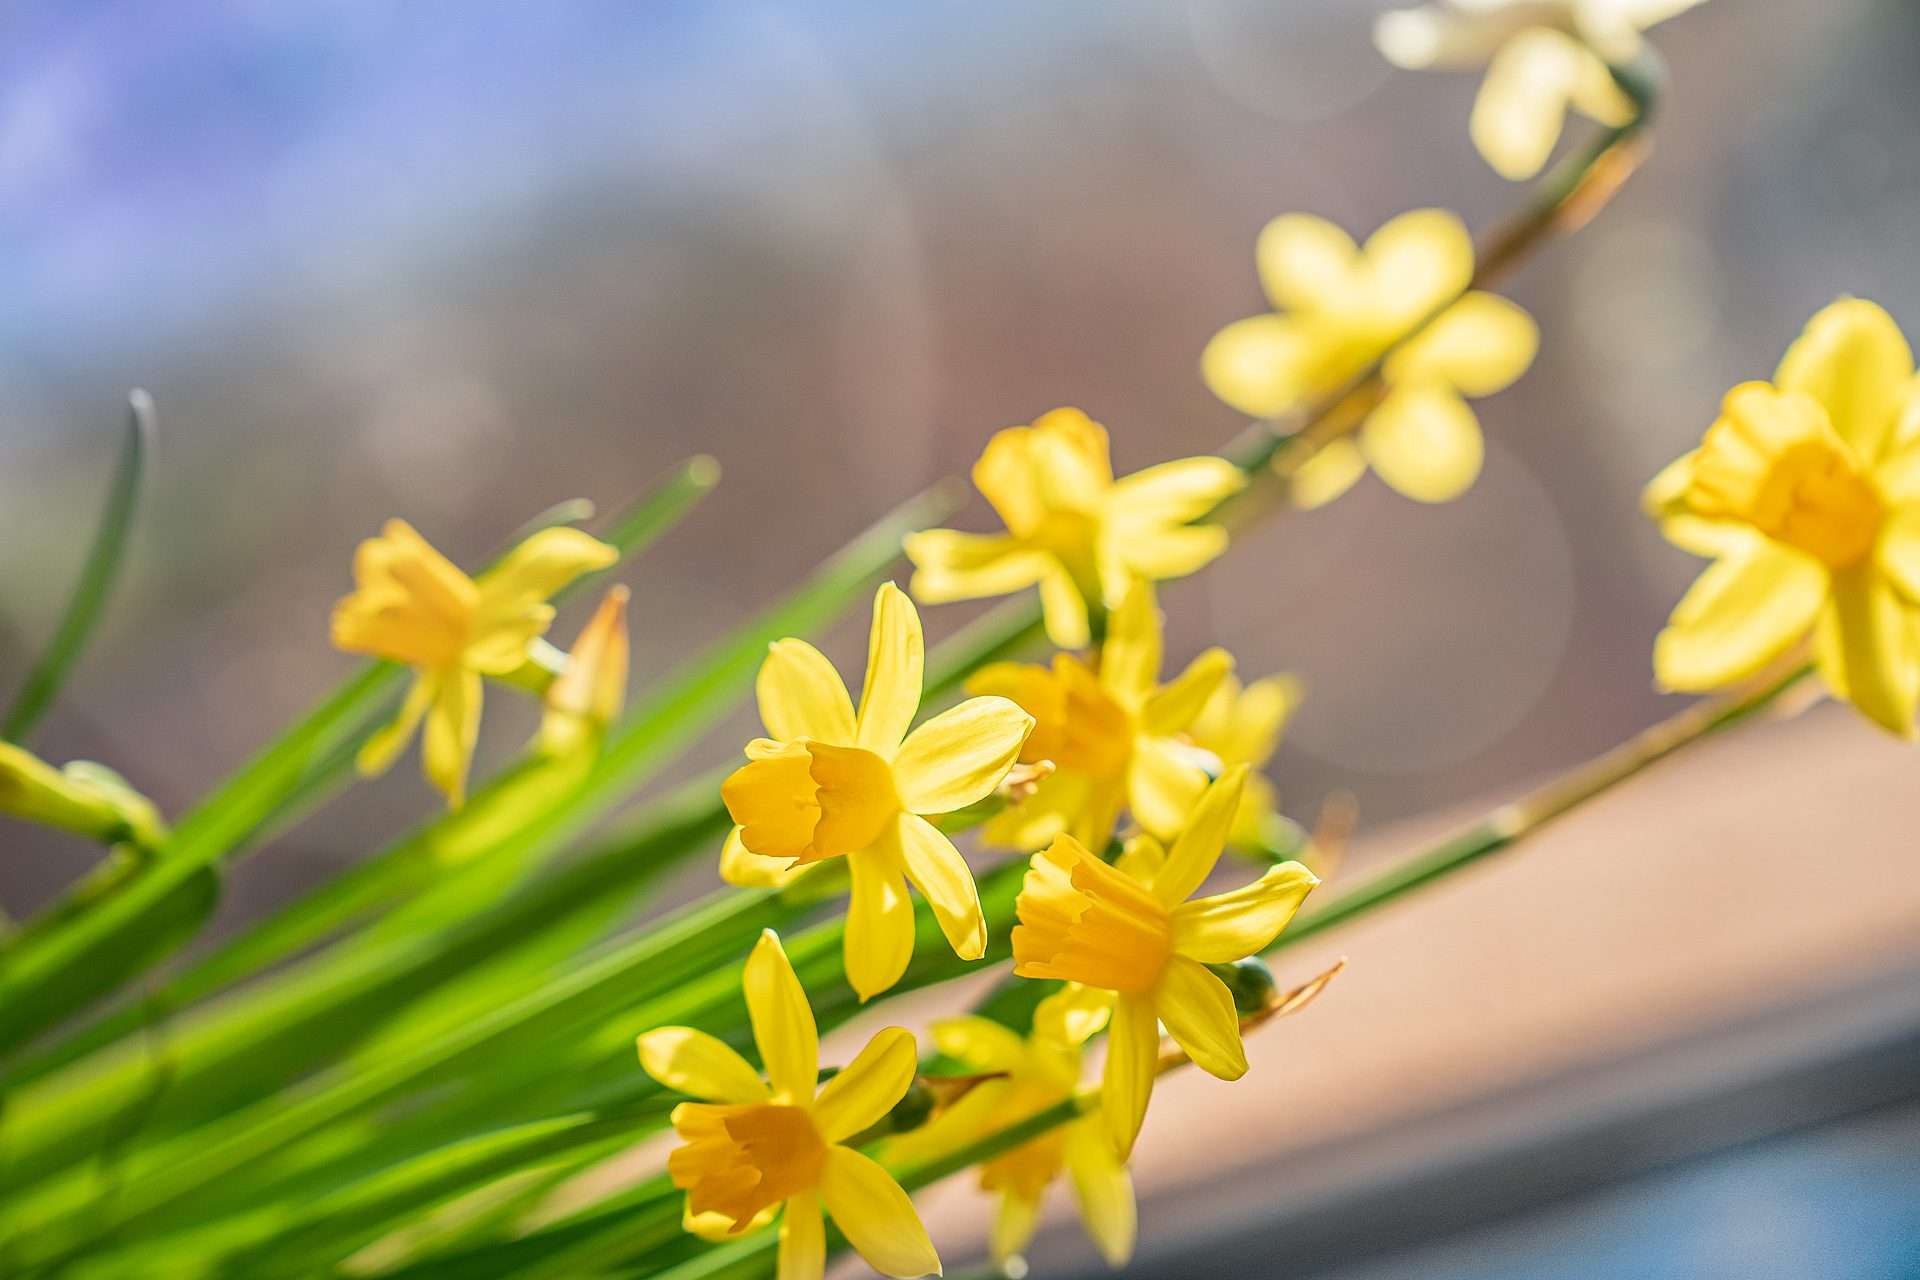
[
  {"x1": 1011, "y1": 767, "x2": 1319, "y2": 1156},
  {"x1": 332, "y1": 519, "x2": 617, "y2": 806},
  {"x1": 893, "y1": 987, "x2": 1134, "y2": 1269},
  {"x1": 904, "y1": 408, "x2": 1245, "y2": 649},
  {"x1": 720, "y1": 584, "x2": 1035, "y2": 1000},
  {"x1": 0, "y1": 744, "x2": 165, "y2": 847},
  {"x1": 1645, "y1": 298, "x2": 1920, "y2": 737},
  {"x1": 539, "y1": 585, "x2": 631, "y2": 756},
  {"x1": 1202, "y1": 209, "x2": 1538, "y2": 507},
  {"x1": 638, "y1": 930, "x2": 940, "y2": 1280},
  {"x1": 1188, "y1": 672, "x2": 1302, "y2": 852},
  {"x1": 1374, "y1": 1, "x2": 1700, "y2": 180},
  {"x1": 968, "y1": 582, "x2": 1230, "y2": 854}
]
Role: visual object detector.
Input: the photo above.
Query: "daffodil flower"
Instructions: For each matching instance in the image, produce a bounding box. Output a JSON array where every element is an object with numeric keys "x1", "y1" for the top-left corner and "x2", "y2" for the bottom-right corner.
[
  {"x1": 332, "y1": 519, "x2": 619, "y2": 806},
  {"x1": 968, "y1": 582, "x2": 1230, "y2": 854},
  {"x1": 904, "y1": 408, "x2": 1245, "y2": 649},
  {"x1": 638, "y1": 930, "x2": 941, "y2": 1280},
  {"x1": 1012, "y1": 767, "x2": 1319, "y2": 1156},
  {"x1": 892, "y1": 987, "x2": 1134, "y2": 1269},
  {"x1": 1374, "y1": 1, "x2": 1699, "y2": 180},
  {"x1": 720, "y1": 584, "x2": 1035, "y2": 1000},
  {"x1": 1646, "y1": 299, "x2": 1920, "y2": 737},
  {"x1": 539, "y1": 585, "x2": 630, "y2": 756},
  {"x1": 1189, "y1": 672, "x2": 1302, "y2": 852},
  {"x1": 1202, "y1": 209, "x2": 1538, "y2": 507}
]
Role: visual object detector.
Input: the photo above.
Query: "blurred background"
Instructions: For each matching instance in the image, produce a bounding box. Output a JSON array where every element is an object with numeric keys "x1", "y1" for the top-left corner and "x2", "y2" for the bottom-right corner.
[{"x1": 2, "y1": 1, "x2": 1918, "y2": 1276}]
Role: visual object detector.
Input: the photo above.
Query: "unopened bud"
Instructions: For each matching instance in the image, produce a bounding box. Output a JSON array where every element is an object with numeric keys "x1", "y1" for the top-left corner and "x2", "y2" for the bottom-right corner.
[
  {"x1": 541, "y1": 586, "x2": 631, "y2": 754},
  {"x1": 0, "y1": 745, "x2": 165, "y2": 848},
  {"x1": 1213, "y1": 956, "x2": 1279, "y2": 1016}
]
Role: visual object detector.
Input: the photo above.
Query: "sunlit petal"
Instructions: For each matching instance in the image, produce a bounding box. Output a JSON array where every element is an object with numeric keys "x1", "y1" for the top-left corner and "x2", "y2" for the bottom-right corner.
[
  {"x1": 1102, "y1": 993, "x2": 1160, "y2": 1159},
  {"x1": 1653, "y1": 542, "x2": 1826, "y2": 691},
  {"x1": 1171, "y1": 861, "x2": 1320, "y2": 963},
  {"x1": 892, "y1": 697, "x2": 1034, "y2": 814},
  {"x1": 819, "y1": 1147, "x2": 942, "y2": 1279},
  {"x1": 1142, "y1": 648, "x2": 1234, "y2": 736},
  {"x1": 1150, "y1": 766, "x2": 1249, "y2": 907},
  {"x1": 1775, "y1": 297, "x2": 1915, "y2": 462},
  {"x1": 895, "y1": 815, "x2": 986, "y2": 961},
  {"x1": 1065, "y1": 1118, "x2": 1137, "y2": 1267},
  {"x1": 355, "y1": 673, "x2": 436, "y2": 778},
  {"x1": 845, "y1": 844, "x2": 916, "y2": 1002},
  {"x1": 1255, "y1": 213, "x2": 1359, "y2": 313},
  {"x1": 1360, "y1": 384, "x2": 1485, "y2": 504},
  {"x1": 757, "y1": 639, "x2": 857, "y2": 744},
  {"x1": 1153, "y1": 956, "x2": 1248, "y2": 1080},
  {"x1": 779, "y1": 1192, "x2": 825, "y2": 1280},
  {"x1": 813, "y1": 1026, "x2": 919, "y2": 1143},
  {"x1": 743, "y1": 929, "x2": 818, "y2": 1102},
  {"x1": 422, "y1": 669, "x2": 482, "y2": 807},
  {"x1": 1386, "y1": 292, "x2": 1538, "y2": 396},
  {"x1": 637, "y1": 1027, "x2": 769, "y2": 1104},
  {"x1": 856, "y1": 584, "x2": 925, "y2": 755}
]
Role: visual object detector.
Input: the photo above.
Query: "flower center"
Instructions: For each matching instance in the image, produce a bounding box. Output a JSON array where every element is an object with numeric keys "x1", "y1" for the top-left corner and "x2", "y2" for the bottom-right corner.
[
  {"x1": 668, "y1": 1103, "x2": 826, "y2": 1231},
  {"x1": 1689, "y1": 384, "x2": 1885, "y2": 568},
  {"x1": 1012, "y1": 837, "x2": 1172, "y2": 993},
  {"x1": 721, "y1": 742, "x2": 900, "y2": 865}
]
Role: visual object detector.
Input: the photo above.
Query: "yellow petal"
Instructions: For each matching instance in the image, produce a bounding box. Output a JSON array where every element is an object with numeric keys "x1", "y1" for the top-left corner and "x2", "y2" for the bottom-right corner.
[
  {"x1": 892, "y1": 697, "x2": 1034, "y2": 814},
  {"x1": 1029, "y1": 407, "x2": 1115, "y2": 506},
  {"x1": 1171, "y1": 861, "x2": 1320, "y2": 963},
  {"x1": 356, "y1": 672, "x2": 436, "y2": 778},
  {"x1": 468, "y1": 527, "x2": 618, "y2": 672},
  {"x1": 932, "y1": 1016, "x2": 1028, "y2": 1073},
  {"x1": 1037, "y1": 567, "x2": 1093, "y2": 651},
  {"x1": 893, "y1": 815, "x2": 986, "y2": 961},
  {"x1": 1653, "y1": 542, "x2": 1827, "y2": 691},
  {"x1": 991, "y1": 1190, "x2": 1042, "y2": 1268},
  {"x1": 757, "y1": 639, "x2": 857, "y2": 745},
  {"x1": 1099, "y1": 580, "x2": 1162, "y2": 707},
  {"x1": 1107, "y1": 523, "x2": 1232, "y2": 586},
  {"x1": 744, "y1": 929, "x2": 818, "y2": 1102},
  {"x1": 1360, "y1": 384, "x2": 1485, "y2": 503},
  {"x1": 1287, "y1": 437, "x2": 1369, "y2": 509},
  {"x1": 1111, "y1": 833, "x2": 1167, "y2": 886},
  {"x1": 423, "y1": 669, "x2": 482, "y2": 807},
  {"x1": 1822, "y1": 568, "x2": 1920, "y2": 737},
  {"x1": 1032, "y1": 984, "x2": 1114, "y2": 1048},
  {"x1": 1107, "y1": 456, "x2": 1246, "y2": 527},
  {"x1": 845, "y1": 844, "x2": 916, "y2": 1002},
  {"x1": 542, "y1": 586, "x2": 630, "y2": 751},
  {"x1": 1064, "y1": 1117, "x2": 1137, "y2": 1267},
  {"x1": 719, "y1": 825, "x2": 809, "y2": 889},
  {"x1": 813, "y1": 1026, "x2": 919, "y2": 1142},
  {"x1": 1102, "y1": 993, "x2": 1159, "y2": 1160},
  {"x1": 1150, "y1": 766, "x2": 1249, "y2": 907},
  {"x1": 1142, "y1": 648, "x2": 1234, "y2": 736},
  {"x1": 636, "y1": 1027, "x2": 770, "y2": 1104},
  {"x1": 331, "y1": 519, "x2": 478, "y2": 668},
  {"x1": 1878, "y1": 508, "x2": 1920, "y2": 603},
  {"x1": 819, "y1": 1146, "x2": 941, "y2": 1279},
  {"x1": 856, "y1": 584, "x2": 924, "y2": 755},
  {"x1": 903, "y1": 531, "x2": 1053, "y2": 606},
  {"x1": 1255, "y1": 213, "x2": 1359, "y2": 313},
  {"x1": 1205, "y1": 312, "x2": 1344, "y2": 422},
  {"x1": 972, "y1": 426, "x2": 1048, "y2": 536},
  {"x1": 1775, "y1": 298, "x2": 1915, "y2": 462},
  {"x1": 688, "y1": 1200, "x2": 777, "y2": 1244},
  {"x1": 1644, "y1": 448, "x2": 1763, "y2": 558},
  {"x1": 1361, "y1": 208, "x2": 1474, "y2": 326},
  {"x1": 1126, "y1": 738, "x2": 1211, "y2": 844},
  {"x1": 722, "y1": 742, "x2": 821, "y2": 863},
  {"x1": 1202, "y1": 314, "x2": 1328, "y2": 419},
  {"x1": 1386, "y1": 292, "x2": 1538, "y2": 396},
  {"x1": 1470, "y1": 29, "x2": 1582, "y2": 181},
  {"x1": 1153, "y1": 956, "x2": 1247, "y2": 1080},
  {"x1": 778, "y1": 1191, "x2": 826, "y2": 1280}
]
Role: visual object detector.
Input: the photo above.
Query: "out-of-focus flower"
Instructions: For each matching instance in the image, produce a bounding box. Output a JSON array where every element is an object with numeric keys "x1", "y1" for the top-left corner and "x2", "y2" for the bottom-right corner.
[
  {"x1": 892, "y1": 987, "x2": 1133, "y2": 1269},
  {"x1": 333, "y1": 520, "x2": 617, "y2": 805},
  {"x1": 1188, "y1": 673, "x2": 1302, "y2": 852},
  {"x1": 638, "y1": 930, "x2": 940, "y2": 1280},
  {"x1": 1646, "y1": 299, "x2": 1920, "y2": 737},
  {"x1": 540, "y1": 586, "x2": 630, "y2": 755},
  {"x1": 904, "y1": 408, "x2": 1245, "y2": 649},
  {"x1": 1012, "y1": 768, "x2": 1319, "y2": 1156},
  {"x1": 1203, "y1": 209, "x2": 1537, "y2": 506},
  {"x1": 720, "y1": 584, "x2": 1034, "y2": 999},
  {"x1": 1373, "y1": 1, "x2": 1699, "y2": 180},
  {"x1": 969, "y1": 582, "x2": 1230, "y2": 854},
  {"x1": 0, "y1": 744, "x2": 165, "y2": 847}
]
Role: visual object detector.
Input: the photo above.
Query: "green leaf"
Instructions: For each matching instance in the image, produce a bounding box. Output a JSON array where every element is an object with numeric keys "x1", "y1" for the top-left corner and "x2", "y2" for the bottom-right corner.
[
  {"x1": 4, "y1": 391, "x2": 152, "y2": 743},
  {"x1": 0, "y1": 459, "x2": 718, "y2": 1059}
]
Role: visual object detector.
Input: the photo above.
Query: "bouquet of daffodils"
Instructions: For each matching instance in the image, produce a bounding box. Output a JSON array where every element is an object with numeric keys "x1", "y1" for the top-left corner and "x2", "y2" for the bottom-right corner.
[{"x1": 5, "y1": 4, "x2": 1912, "y2": 1277}]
